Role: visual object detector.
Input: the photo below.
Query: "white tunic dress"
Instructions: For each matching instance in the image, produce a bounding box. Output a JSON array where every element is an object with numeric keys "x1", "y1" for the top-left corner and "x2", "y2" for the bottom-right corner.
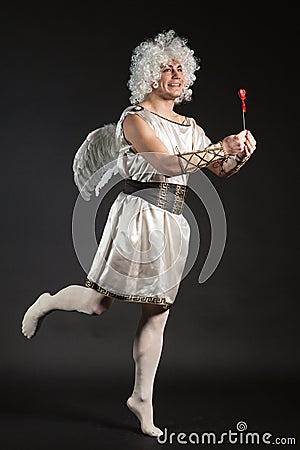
[{"x1": 85, "y1": 105, "x2": 211, "y2": 308}]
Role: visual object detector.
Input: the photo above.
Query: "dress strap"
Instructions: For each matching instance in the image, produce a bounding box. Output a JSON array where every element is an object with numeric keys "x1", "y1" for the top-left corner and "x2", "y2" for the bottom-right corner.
[{"x1": 115, "y1": 105, "x2": 147, "y2": 143}]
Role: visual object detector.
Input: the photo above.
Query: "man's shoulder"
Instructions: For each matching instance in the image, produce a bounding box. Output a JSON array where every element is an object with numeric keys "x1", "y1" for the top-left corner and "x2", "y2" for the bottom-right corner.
[
  {"x1": 120, "y1": 104, "x2": 144, "y2": 114},
  {"x1": 118, "y1": 105, "x2": 146, "y2": 119},
  {"x1": 188, "y1": 117, "x2": 206, "y2": 131},
  {"x1": 130, "y1": 105, "x2": 144, "y2": 112}
]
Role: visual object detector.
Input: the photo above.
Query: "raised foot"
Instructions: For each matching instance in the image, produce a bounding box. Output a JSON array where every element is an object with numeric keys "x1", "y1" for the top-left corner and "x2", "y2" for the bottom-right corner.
[
  {"x1": 21, "y1": 292, "x2": 51, "y2": 339},
  {"x1": 126, "y1": 396, "x2": 163, "y2": 438}
]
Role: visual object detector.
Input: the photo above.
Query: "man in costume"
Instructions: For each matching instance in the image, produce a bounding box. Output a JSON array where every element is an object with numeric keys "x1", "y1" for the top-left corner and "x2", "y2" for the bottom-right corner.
[{"x1": 21, "y1": 30, "x2": 256, "y2": 437}]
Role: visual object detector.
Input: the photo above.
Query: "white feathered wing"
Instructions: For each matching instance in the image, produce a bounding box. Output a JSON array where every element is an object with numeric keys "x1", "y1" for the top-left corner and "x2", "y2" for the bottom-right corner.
[{"x1": 72, "y1": 123, "x2": 120, "y2": 201}]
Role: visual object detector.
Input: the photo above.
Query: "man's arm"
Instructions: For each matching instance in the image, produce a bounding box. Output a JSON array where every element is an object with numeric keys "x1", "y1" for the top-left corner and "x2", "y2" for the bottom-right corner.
[{"x1": 123, "y1": 114, "x2": 248, "y2": 177}]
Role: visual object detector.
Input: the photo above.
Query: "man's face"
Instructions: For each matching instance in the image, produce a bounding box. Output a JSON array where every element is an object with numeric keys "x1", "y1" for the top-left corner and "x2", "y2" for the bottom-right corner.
[{"x1": 155, "y1": 59, "x2": 184, "y2": 100}]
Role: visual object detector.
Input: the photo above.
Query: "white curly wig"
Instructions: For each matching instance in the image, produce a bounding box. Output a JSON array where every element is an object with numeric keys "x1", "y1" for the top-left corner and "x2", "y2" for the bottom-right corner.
[{"x1": 127, "y1": 29, "x2": 200, "y2": 105}]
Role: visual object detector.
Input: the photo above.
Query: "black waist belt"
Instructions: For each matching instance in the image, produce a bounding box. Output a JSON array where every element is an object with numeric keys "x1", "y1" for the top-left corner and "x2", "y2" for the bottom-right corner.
[{"x1": 122, "y1": 178, "x2": 188, "y2": 215}]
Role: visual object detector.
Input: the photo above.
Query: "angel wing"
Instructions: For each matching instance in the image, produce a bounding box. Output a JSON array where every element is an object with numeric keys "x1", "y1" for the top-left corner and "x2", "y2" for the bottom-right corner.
[{"x1": 72, "y1": 122, "x2": 120, "y2": 201}]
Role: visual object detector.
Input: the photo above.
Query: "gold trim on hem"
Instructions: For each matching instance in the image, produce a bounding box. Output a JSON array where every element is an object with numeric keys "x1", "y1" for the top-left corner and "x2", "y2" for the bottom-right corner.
[{"x1": 84, "y1": 278, "x2": 171, "y2": 309}]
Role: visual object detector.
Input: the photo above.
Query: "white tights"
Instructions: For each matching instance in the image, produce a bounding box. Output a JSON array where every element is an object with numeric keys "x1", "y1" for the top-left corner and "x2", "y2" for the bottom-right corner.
[{"x1": 21, "y1": 285, "x2": 170, "y2": 437}]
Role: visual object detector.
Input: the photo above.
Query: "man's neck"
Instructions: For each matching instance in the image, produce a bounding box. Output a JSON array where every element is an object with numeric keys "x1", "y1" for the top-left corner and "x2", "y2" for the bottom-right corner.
[{"x1": 140, "y1": 96, "x2": 176, "y2": 119}]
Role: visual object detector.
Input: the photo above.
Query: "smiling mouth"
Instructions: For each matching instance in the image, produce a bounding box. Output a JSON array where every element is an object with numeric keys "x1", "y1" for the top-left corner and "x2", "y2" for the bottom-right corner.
[{"x1": 168, "y1": 83, "x2": 181, "y2": 87}]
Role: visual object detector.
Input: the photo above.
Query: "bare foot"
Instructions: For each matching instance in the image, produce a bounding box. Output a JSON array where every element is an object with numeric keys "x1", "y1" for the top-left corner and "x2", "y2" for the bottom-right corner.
[
  {"x1": 126, "y1": 396, "x2": 163, "y2": 437},
  {"x1": 21, "y1": 292, "x2": 51, "y2": 339}
]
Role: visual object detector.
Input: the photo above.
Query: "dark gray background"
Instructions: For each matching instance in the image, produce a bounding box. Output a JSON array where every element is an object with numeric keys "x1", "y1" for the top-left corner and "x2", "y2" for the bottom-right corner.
[{"x1": 1, "y1": 3, "x2": 299, "y2": 449}]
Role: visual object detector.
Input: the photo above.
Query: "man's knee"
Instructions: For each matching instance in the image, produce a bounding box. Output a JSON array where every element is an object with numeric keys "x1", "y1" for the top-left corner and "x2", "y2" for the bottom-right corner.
[
  {"x1": 94, "y1": 296, "x2": 114, "y2": 315},
  {"x1": 143, "y1": 306, "x2": 170, "y2": 329}
]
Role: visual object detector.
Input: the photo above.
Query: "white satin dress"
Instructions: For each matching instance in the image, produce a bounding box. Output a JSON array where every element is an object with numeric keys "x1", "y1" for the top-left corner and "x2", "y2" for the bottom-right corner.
[{"x1": 85, "y1": 105, "x2": 211, "y2": 308}]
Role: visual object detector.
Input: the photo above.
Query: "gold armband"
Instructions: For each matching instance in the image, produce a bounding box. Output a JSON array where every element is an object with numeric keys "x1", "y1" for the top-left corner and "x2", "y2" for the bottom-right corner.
[
  {"x1": 176, "y1": 141, "x2": 228, "y2": 174},
  {"x1": 224, "y1": 153, "x2": 252, "y2": 178}
]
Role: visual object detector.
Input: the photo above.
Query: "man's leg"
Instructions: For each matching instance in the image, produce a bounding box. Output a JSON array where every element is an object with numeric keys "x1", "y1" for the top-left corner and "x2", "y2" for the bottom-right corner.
[
  {"x1": 127, "y1": 303, "x2": 170, "y2": 437},
  {"x1": 21, "y1": 285, "x2": 114, "y2": 339}
]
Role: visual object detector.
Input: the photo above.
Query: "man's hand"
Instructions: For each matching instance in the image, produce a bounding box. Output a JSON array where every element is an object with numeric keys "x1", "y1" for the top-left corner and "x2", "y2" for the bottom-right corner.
[{"x1": 222, "y1": 130, "x2": 256, "y2": 156}]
